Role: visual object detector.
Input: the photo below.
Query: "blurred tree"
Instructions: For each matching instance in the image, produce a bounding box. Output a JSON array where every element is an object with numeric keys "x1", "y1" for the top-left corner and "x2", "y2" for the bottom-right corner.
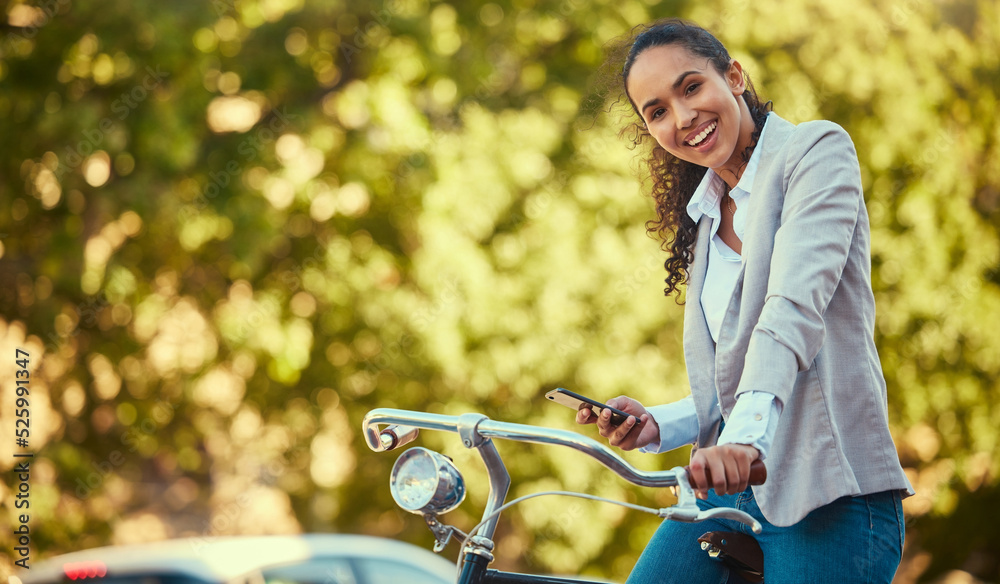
[{"x1": 0, "y1": 0, "x2": 998, "y2": 582}]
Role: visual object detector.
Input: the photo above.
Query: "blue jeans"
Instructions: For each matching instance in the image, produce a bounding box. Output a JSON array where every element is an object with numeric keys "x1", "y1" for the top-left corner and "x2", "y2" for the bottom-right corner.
[{"x1": 626, "y1": 488, "x2": 905, "y2": 584}]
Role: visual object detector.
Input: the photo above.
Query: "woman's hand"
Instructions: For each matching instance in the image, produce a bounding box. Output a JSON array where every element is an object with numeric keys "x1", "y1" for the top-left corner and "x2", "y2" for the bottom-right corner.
[
  {"x1": 576, "y1": 396, "x2": 660, "y2": 451},
  {"x1": 688, "y1": 443, "x2": 760, "y2": 498}
]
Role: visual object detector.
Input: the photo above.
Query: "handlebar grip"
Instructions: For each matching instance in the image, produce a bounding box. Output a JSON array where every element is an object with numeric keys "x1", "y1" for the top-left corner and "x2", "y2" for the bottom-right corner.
[
  {"x1": 378, "y1": 425, "x2": 420, "y2": 451},
  {"x1": 684, "y1": 459, "x2": 767, "y2": 488}
]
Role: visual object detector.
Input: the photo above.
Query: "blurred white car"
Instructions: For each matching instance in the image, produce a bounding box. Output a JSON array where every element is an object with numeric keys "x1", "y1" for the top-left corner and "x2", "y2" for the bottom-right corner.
[{"x1": 15, "y1": 534, "x2": 456, "y2": 584}]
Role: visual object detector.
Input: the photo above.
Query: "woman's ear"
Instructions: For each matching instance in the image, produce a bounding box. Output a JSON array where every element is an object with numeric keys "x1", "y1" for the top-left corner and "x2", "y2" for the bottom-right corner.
[{"x1": 727, "y1": 59, "x2": 747, "y2": 96}]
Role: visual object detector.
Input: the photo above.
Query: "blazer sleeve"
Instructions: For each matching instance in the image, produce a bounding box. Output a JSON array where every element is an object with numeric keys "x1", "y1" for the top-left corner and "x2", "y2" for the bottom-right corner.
[{"x1": 735, "y1": 121, "x2": 864, "y2": 406}]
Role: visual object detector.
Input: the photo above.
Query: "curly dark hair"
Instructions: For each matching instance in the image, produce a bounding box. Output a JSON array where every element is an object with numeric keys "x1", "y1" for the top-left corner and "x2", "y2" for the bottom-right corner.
[{"x1": 604, "y1": 19, "x2": 772, "y2": 298}]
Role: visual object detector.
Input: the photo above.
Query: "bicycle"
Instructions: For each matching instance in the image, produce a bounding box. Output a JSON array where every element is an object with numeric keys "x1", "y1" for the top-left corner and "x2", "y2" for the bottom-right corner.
[{"x1": 363, "y1": 408, "x2": 767, "y2": 583}]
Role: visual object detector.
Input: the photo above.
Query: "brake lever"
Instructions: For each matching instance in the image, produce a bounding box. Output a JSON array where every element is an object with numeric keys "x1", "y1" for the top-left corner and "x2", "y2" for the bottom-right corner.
[
  {"x1": 658, "y1": 467, "x2": 763, "y2": 534},
  {"x1": 695, "y1": 508, "x2": 763, "y2": 534}
]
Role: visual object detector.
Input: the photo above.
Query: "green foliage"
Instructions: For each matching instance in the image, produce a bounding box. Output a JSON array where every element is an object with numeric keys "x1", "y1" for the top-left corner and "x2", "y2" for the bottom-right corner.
[{"x1": 1, "y1": 0, "x2": 998, "y2": 582}]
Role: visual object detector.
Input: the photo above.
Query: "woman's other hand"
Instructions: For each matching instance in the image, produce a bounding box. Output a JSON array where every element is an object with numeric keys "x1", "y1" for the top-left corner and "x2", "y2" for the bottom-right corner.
[
  {"x1": 688, "y1": 443, "x2": 760, "y2": 498},
  {"x1": 576, "y1": 396, "x2": 660, "y2": 451}
]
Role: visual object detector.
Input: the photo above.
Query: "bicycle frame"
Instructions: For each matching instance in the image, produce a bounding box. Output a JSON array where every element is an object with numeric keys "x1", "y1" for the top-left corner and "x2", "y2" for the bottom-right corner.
[{"x1": 363, "y1": 408, "x2": 761, "y2": 584}]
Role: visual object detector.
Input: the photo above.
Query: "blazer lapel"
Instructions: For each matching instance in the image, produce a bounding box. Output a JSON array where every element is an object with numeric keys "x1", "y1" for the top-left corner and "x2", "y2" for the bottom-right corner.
[
  {"x1": 714, "y1": 115, "x2": 796, "y2": 413},
  {"x1": 683, "y1": 215, "x2": 722, "y2": 447}
]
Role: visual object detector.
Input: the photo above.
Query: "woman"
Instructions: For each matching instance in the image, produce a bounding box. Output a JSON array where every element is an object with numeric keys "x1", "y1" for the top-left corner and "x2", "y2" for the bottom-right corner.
[{"x1": 576, "y1": 19, "x2": 913, "y2": 583}]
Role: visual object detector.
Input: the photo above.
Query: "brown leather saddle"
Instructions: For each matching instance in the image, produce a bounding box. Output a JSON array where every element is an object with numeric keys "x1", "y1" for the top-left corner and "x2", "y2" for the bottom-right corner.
[{"x1": 698, "y1": 531, "x2": 764, "y2": 583}]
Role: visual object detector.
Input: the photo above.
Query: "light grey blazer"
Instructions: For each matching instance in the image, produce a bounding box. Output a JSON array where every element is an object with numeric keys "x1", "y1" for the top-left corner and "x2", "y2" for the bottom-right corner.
[{"x1": 684, "y1": 114, "x2": 913, "y2": 527}]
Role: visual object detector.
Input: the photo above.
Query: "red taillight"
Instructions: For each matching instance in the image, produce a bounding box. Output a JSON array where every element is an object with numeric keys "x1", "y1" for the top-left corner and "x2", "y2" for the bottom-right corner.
[{"x1": 63, "y1": 561, "x2": 107, "y2": 580}]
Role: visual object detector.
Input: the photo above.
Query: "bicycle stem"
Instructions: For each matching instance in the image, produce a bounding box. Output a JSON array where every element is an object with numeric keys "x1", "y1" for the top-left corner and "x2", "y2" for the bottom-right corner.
[{"x1": 458, "y1": 413, "x2": 511, "y2": 544}]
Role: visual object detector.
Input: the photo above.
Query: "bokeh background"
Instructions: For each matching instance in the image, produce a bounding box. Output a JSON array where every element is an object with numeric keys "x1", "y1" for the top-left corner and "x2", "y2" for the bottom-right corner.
[{"x1": 1, "y1": 0, "x2": 998, "y2": 581}]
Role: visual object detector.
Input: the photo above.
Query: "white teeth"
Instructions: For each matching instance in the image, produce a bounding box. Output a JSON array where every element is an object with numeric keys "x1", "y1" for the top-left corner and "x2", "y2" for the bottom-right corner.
[{"x1": 687, "y1": 122, "x2": 717, "y2": 146}]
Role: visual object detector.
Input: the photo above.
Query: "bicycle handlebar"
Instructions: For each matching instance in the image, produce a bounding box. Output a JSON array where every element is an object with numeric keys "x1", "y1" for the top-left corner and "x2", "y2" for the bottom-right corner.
[{"x1": 362, "y1": 408, "x2": 765, "y2": 489}]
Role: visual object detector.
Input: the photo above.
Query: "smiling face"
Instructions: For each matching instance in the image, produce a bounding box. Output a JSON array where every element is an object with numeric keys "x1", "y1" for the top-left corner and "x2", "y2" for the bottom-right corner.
[{"x1": 626, "y1": 43, "x2": 756, "y2": 184}]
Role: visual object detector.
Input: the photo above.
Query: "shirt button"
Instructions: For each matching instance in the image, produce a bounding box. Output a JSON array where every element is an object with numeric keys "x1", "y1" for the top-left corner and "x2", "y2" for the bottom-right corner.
[{"x1": 754, "y1": 414, "x2": 763, "y2": 421}]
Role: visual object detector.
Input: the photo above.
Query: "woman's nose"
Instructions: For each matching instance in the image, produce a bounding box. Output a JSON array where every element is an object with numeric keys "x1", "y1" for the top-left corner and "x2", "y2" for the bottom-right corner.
[{"x1": 674, "y1": 105, "x2": 696, "y2": 130}]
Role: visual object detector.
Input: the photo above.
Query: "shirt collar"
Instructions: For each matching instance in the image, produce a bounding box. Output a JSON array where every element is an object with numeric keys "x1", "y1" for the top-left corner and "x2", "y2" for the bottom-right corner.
[{"x1": 686, "y1": 112, "x2": 773, "y2": 223}]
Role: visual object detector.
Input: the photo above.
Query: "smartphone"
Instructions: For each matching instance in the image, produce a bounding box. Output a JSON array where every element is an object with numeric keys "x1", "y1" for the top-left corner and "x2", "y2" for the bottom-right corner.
[{"x1": 545, "y1": 388, "x2": 633, "y2": 426}]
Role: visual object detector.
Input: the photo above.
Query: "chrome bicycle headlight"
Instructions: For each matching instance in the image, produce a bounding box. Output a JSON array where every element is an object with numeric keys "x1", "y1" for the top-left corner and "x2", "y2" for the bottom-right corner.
[{"x1": 390, "y1": 447, "x2": 466, "y2": 515}]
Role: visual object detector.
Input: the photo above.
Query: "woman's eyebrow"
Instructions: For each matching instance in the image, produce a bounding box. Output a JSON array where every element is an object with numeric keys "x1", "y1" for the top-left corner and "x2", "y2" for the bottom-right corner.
[
  {"x1": 640, "y1": 97, "x2": 661, "y2": 116},
  {"x1": 672, "y1": 70, "x2": 701, "y2": 90}
]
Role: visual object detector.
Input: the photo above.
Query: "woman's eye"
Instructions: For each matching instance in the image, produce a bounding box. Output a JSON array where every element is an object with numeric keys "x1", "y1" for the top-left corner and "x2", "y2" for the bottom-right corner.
[
  {"x1": 685, "y1": 82, "x2": 700, "y2": 95},
  {"x1": 651, "y1": 108, "x2": 666, "y2": 120}
]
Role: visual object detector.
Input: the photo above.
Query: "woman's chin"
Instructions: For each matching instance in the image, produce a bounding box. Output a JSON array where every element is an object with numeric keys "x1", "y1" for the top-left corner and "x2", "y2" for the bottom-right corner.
[
  {"x1": 680, "y1": 150, "x2": 729, "y2": 170},
  {"x1": 698, "y1": 140, "x2": 740, "y2": 172}
]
